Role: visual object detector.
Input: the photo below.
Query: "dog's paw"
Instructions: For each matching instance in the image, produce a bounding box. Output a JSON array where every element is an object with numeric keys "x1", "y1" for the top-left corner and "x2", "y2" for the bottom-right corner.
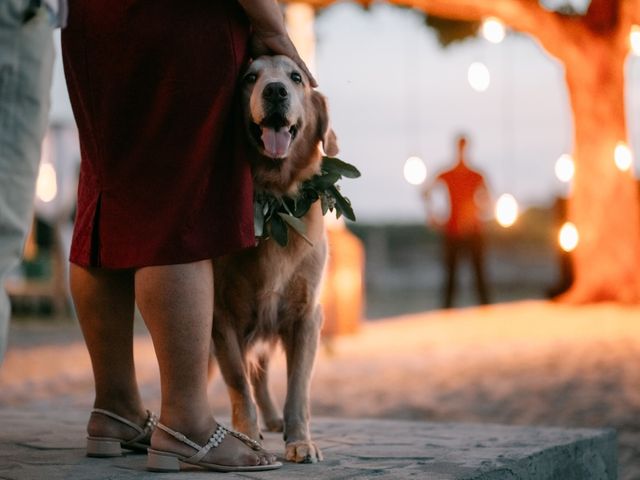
[
  {"x1": 264, "y1": 418, "x2": 284, "y2": 433},
  {"x1": 285, "y1": 440, "x2": 323, "y2": 463}
]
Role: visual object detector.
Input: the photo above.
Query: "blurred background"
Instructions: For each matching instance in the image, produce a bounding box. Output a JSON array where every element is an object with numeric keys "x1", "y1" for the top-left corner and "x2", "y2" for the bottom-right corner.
[
  {"x1": 13, "y1": 0, "x2": 639, "y2": 319},
  {"x1": 4, "y1": 1, "x2": 640, "y2": 478}
]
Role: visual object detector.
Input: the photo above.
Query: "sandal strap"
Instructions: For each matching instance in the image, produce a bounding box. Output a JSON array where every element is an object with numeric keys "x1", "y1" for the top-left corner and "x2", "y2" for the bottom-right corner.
[
  {"x1": 227, "y1": 429, "x2": 263, "y2": 452},
  {"x1": 92, "y1": 408, "x2": 158, "y2": 442},
  {"x1": 124, "y1": 410, "x2": 158, "y2": 446},
  {"x1": 156, "y1": 422, "x2": 228, "y2": 463}
]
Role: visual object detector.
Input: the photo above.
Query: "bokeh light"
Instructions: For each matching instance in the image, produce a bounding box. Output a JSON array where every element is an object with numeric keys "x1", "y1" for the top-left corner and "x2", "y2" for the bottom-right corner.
[
  {"x1": 403, "y1": 156, "x2": 427, "y2": 185},
  {"x1": 559, "y1": 222, "x2": 579, "y2": 252},
  {"x1": 614, "y1": 141, "x2": 633, "y2": 171},
  {"x1": 481, "y1": 17, "x2": 506, "y2": 44},
  {"x1": 36, "y1": 162, "x2": 57, "y2": 203},
  {"x1": 554, "y1": 153, "x2": 575, "y2": 182},
  {"x1": 631, "y1": 25, "x2": 640, "y2": 56},
  {"x1": 468, "y1": 62, "x2": 490, "y2": 92},
  {"x1": 495, "y1": 193, "x2": 518, "y2": 228}
]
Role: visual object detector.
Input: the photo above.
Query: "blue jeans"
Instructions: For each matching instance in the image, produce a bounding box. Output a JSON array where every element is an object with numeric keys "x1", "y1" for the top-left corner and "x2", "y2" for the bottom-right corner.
[{"x1": 0, "y1": 0, "x2": 54, "y2": 363}]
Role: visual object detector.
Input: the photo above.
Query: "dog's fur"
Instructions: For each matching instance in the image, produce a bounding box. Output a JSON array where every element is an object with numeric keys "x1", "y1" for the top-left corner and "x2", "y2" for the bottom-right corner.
[{"x1": 211, "y1": 56, "x2": 338, "y2": 464}]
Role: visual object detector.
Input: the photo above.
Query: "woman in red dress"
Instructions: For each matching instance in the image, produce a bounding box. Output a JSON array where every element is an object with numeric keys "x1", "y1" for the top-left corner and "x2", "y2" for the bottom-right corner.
[{"x1": 63, "y1": 0, "x2": 314, "y2": 471}]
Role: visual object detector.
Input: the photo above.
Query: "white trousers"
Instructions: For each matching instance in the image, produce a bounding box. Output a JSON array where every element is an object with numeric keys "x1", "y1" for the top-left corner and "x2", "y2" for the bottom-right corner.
[{"x1": 0, "y1": 0, "x2": 54, "y2": 363}]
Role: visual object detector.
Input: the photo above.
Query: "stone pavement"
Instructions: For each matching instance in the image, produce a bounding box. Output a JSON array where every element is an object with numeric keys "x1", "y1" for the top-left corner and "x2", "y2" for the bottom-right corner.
[{"x1": 0, "y1": 407, "x2": 616, "y2": 479}]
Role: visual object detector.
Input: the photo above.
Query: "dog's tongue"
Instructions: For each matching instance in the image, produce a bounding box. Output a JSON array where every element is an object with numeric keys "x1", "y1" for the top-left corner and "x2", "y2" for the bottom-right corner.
[{"x1": 261, "y1": 127, "x2": 291, "y2": 158}]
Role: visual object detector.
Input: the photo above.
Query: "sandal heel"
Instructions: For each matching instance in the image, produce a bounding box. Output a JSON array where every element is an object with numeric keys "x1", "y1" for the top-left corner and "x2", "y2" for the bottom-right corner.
[
  {"x1": 86, "y1": 437, "x2": 123, "y2": 457},
  {"x1": 147, "y1": 449, "x2": 181, "y2": 472}
]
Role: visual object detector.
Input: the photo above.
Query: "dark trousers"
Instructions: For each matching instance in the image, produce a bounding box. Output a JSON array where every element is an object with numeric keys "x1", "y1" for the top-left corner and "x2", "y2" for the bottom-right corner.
[{"x1": 442, "y1": 233, "x2": 490, "y2": 309}]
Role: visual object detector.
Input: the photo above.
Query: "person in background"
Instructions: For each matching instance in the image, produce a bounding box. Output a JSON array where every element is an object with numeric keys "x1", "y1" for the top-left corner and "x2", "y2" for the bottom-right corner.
[
  {"x1": 62, "y1": 0, "x2": 313, "y2": 473},
  {"x1": 424, "y1": 134, "x2": 491, "y2": 309},
  {"x1": 0, "y1": 0, "x2": 67, "y2": 364}
]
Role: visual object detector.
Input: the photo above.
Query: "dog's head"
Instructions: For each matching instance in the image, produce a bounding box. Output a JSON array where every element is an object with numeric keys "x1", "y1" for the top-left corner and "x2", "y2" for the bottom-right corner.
[{"x1": 241, "y1": 55, "x2": 338, "y2": 194}]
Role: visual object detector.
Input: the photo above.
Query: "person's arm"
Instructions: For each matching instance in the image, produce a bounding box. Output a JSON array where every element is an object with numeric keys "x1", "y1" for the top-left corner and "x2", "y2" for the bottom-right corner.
[
  {"x1": 422, "y1": 176, "x2": 446, "y2": 230},
  {"x1": 237, "y1": 0, "x2": 318, "y2": 87}
]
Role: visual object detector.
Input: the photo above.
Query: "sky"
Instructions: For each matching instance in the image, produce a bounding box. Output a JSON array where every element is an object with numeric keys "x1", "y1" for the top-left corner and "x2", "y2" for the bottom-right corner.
[{"x1": 49, "y1": 2, "x2": 640, "y2": 224}]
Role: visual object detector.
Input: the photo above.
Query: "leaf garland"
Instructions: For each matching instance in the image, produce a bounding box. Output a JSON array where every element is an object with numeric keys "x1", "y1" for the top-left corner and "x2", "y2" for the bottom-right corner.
[{"x1": 254, "y1": 156, "x2": 361, "y2": 247}]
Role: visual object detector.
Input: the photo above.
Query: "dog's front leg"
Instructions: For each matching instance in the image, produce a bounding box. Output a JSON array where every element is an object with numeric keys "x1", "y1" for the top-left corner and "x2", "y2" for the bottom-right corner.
[
  {"x1": 282, "y1": 305, "x2": 323, "y2": 463},
  {"x1": 212, "y1": 322, "x2": 261, "y2": 441},
  {"x1": 251, "y1": 353, "x2": 284, "y2": 433}
]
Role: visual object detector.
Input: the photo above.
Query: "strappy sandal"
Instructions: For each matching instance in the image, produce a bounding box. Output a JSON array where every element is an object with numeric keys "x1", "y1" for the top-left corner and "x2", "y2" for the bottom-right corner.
[
  {"x1": 147, "y1": 423, "x2": 282, "y2": 472},
  {"x1": 86, "y1": 408, "x2": 158, "y2": 457}
]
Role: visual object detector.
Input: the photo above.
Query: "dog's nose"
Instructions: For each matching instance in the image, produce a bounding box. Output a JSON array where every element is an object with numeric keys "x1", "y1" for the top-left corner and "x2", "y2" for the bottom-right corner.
[{"x1": 262, "y1": 82, "x2": 288, "y2": 102}]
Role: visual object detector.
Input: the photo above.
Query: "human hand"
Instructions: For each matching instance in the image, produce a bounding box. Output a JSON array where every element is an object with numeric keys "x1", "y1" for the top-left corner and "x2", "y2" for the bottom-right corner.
[{"x1": 250, "y1": 31, "x2": 318, "y2": 88}]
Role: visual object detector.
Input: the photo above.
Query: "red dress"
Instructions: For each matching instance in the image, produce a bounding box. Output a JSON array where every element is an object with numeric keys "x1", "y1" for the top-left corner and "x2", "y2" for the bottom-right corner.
[{"x1": 62, "y1": 0, "x2": 254, "y2": 268}]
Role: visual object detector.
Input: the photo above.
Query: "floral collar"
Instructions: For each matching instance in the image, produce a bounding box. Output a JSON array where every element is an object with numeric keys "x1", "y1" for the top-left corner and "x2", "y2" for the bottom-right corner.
[{"x1": 253, "y1": 156, "x2": 361, "y2": 247}]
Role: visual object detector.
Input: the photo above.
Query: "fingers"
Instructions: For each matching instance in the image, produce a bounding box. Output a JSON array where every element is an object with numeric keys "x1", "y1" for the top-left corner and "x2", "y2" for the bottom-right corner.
[
  {"x1": 250, "y1": 33, "x2": 318, "y2": 88},
  {"x1": 293, "y1": 54, "x2": 318, "y2": 88}
]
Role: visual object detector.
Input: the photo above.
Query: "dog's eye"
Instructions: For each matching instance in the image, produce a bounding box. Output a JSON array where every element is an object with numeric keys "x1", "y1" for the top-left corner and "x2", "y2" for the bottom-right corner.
[
  {"x1": 244, "y1": 73, "x2": 257, "y2": 84},
  {"x1": 291, "y1": 72, "x2": 303, "y2": 84}
]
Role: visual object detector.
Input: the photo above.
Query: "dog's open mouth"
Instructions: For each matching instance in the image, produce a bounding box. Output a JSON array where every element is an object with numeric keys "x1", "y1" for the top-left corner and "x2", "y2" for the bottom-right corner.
[{"x1": 251, "y1": 115, "x2": 298, "y2": 159}]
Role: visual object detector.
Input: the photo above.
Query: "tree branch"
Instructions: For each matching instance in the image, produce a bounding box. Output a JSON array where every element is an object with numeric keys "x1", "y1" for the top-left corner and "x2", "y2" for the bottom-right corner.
[{"x1": 282, "y1": 0, "x2": 576, "y2": 58}]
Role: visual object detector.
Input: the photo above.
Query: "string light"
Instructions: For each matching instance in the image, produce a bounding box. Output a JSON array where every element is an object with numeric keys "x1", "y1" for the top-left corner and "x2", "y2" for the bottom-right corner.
[
  {"x1": 403, "y1": 156, "x2": 427, "y2": 185},
  {"x1": 614, "y1": 141, "x2": 633, "y2": 171},
  {"x1": 495, "y1": 193, "x2": 518, "y2": 228},
  {"x1": 559, "y1": 222, "x2": 579, "y2": 252},
  {"x1": 481, "y1": 17, "x2": 506, "y2": 44},
  {"x1": 468, "y1": 62, "x2": 490, "y2": 92},
  {"x1": 631, "y1": 25, "x2": 640, "y2": 56},
  {"x1": 554, "y1": 154, "x2": 575, "y2": 182},
  {"x1": 36, "y1": 162, "x2": 57, "y2": 203}
]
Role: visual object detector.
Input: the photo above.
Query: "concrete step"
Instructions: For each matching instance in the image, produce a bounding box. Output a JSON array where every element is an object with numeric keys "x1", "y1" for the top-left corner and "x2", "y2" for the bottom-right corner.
[{"x1": 0, "y1": 408, "x2": 616, "y2": 479}]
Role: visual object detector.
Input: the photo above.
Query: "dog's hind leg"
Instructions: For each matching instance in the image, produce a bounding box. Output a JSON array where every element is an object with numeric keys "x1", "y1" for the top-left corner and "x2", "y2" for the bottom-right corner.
[
  {"x1": 212, "y1": 322, "x2": 261, "y2": 442},
  {"x1": 250, "y1": 353, "x2": 284, "y2": 433},
  {"x1": 282, "y1": 305, "x2": 323, "y2": 463}
]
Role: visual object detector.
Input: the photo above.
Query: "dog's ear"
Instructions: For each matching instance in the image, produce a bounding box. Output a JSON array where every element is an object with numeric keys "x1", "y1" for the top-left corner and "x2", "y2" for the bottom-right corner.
[{"x1": 312, "y1": 91, "x2": 339, "y2": 157}]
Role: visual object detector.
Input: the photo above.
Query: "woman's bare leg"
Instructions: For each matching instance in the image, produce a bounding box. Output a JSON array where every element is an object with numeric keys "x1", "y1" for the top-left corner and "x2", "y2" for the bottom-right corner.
[
  {"x1": 135, "y1": 260, "x2": 269, "y2": 466},
  {"x1": 70, "y1": 264, "x2": 148, "y2": 439}
]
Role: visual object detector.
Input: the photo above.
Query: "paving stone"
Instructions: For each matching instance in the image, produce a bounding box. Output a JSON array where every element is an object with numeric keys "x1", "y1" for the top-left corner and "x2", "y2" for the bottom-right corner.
[{"x1": 0, "y1": 407, "x2": 616, "y2": 479}]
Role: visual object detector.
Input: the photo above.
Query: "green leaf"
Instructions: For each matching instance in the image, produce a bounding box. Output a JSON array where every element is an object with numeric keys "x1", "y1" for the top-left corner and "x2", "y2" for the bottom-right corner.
[
  {"x1": 320, "y1": 194, "x2": 330, "y2": 215},
  {"x1": 313, "y1": 171, "x2": 342, "y2": 190},
  {"x1": 269, "y1": 213, "x2": 288, "y2": 246},
  {"x1": 329, "y1": 185, "x2": 356, "y2": 221},
  {"x1": 277, "y1": 213, "x2": 313, "y2": 246},
  {"x1": 254, "y1": 201, "x2": 265, "y2": 237},
  {"x1": 293, "y1": 196, "x2": 313, "y2": 217},
  {"x1": 322, "y1": 156, "x2": 361, "y2": 179}
]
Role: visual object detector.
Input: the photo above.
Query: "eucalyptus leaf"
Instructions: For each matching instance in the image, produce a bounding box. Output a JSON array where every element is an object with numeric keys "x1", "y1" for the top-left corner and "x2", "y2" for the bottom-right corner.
[
  {"x1": 320, "y1": 194, "x2": 330, "y2": 215},
  {"x1": 278, "y1": 213, "x2": 313, "y2": 246},
  {"x1": 329, "y1": 185, "x2": 356, "y2": 221},
  {"x1": 270, "y1": 213, "x2": 288, "y2": 246},
  {"x1": 313, "y1": 172, "x2": 342, "y2": 190},
  {"x1": 254, "y1": 201, "x2": 265, "y2": 237},
  {"x1": 322, "y1": 156, "x2": 361, "y2": 179},
  {"x1": 293, "y1": 196, "x2": 313, "y2": 217}
]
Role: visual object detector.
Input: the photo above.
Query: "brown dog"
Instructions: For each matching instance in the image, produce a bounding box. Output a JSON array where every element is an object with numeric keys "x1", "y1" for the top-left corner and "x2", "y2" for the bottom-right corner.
[{"x1": 211, "y1": 55, "x2": 338, "y2": 464}]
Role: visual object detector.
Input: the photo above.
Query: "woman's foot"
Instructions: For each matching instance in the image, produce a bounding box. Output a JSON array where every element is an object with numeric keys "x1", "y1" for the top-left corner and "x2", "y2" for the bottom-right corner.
[
  {"x1": 150, "y1": 418, "x2": 278, "y2": 468},
  {"x1": 86, "y1": 407, "x2": 157, "y2": 456}
]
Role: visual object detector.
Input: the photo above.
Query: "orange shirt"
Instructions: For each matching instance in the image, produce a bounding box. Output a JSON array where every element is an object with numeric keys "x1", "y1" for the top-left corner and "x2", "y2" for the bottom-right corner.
[{"x1": 437, "y1": 163, "x2": 486, "y2": 237}]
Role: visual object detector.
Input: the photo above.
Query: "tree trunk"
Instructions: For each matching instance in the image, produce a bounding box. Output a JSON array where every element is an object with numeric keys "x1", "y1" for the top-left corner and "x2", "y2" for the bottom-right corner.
[{"x1": 562, "y1": 38, "x2": 640, "y2": 302}]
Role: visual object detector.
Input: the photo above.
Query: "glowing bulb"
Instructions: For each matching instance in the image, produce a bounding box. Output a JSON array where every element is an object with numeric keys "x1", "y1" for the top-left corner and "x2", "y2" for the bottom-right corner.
[
  {"x1": 36, "y1": 162, "x2": 57, "y2": 203},
  {"x1": 468, "y1": 62, "x2": 490, "y2": 92},
  {"x1": 555, "y1": 154, "x2": 575, "y2": 182},
  {"x1": 403, "y1": 156, "x2": 427, "y2": 185},
  {"x1": 559, "y1": 222, "x2": 579, "y2": 252},
  {"x1": 495, "y1": 193, "x2": 518, "y2": 228},
  {"x1": 481, "y1": 17, "x2": 506, "y2": 44},
  {"x1": 631, "y1": 25, "x2": 640, "y2": 56},
  {"x1": 614, "y1": 142, "x2": 633, "y2": 171}
]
